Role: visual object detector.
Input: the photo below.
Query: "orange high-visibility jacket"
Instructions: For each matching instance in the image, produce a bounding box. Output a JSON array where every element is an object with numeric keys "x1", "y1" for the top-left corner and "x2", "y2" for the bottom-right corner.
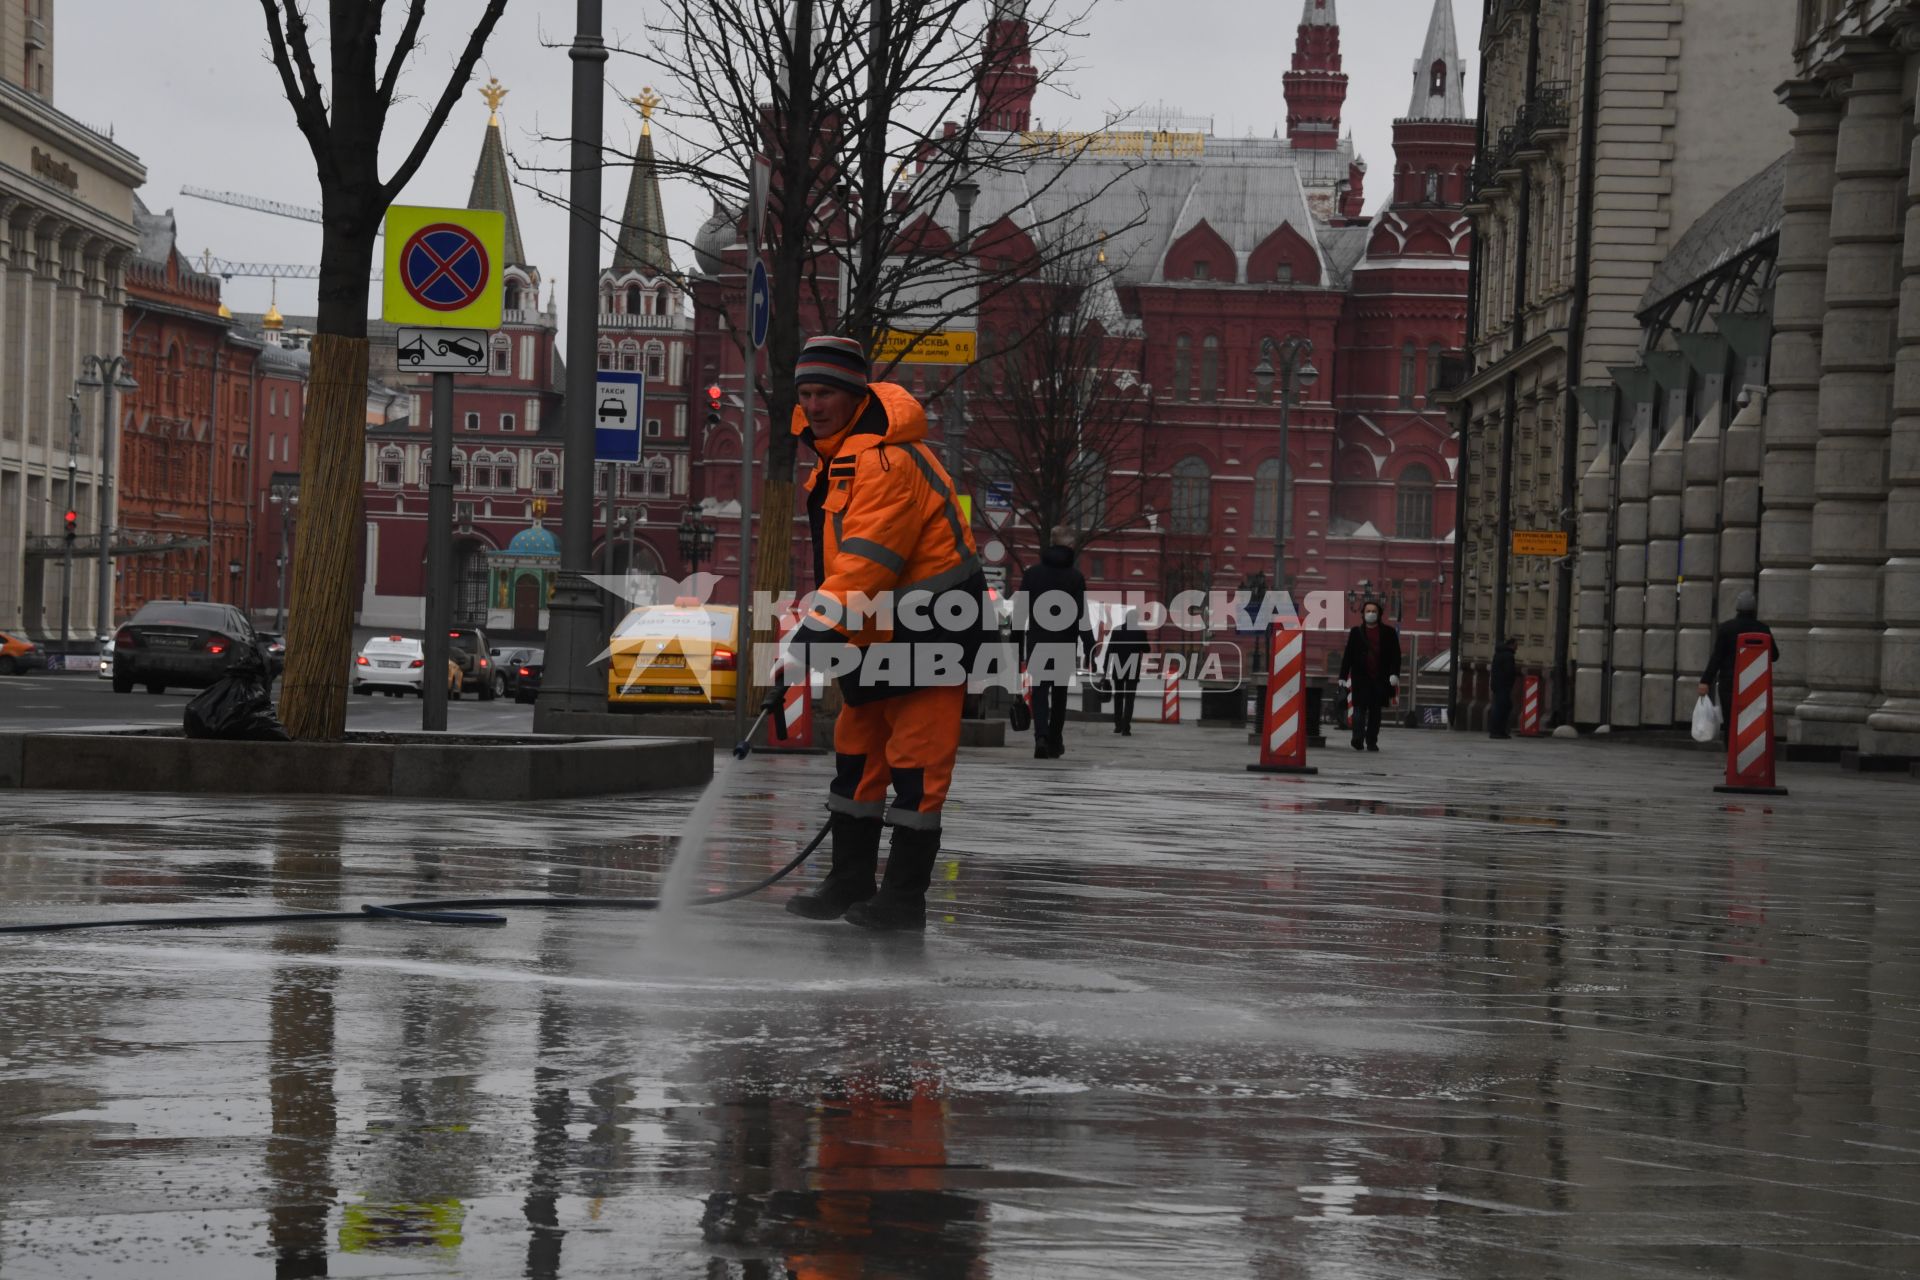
[{"x1": 796, "y1": 383, "x2": 986, "y2": 697}]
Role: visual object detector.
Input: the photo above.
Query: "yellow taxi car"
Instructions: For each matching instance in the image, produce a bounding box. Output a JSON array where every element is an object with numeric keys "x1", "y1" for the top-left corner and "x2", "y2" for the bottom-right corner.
[{"x1": 606, "y1": 600, "x2": 739, "y2": 709}]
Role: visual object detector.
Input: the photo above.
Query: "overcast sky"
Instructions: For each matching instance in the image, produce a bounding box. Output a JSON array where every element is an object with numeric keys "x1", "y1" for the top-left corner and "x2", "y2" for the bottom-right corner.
[{"x1": 57, "y1": 0, "x2": 1479, "y2": 328}]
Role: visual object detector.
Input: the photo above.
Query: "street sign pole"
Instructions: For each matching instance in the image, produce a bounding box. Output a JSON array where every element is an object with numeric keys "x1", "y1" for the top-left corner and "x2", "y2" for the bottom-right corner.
[
  {"x1": 735, "y1": 157, "x2": 770, "y2": 746},
  {"x1": 423, "y1": 371, "x2": 454, "y2": 731}
]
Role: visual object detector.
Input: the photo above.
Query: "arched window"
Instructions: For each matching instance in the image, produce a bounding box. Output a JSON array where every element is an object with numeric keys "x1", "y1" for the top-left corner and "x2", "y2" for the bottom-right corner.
[
  {"x1": 534, "y1": 451, "x2": 558, "y2": 493},
  {"x1": 1251, "y1": 457, "x2": 1291, "y2": 540},
  {"x1": 1170, "y1": 456, "x2": 1210, "y2": 535},
  {"x1": 620, "y1": 339, "x2": 640, "y2": 373},
  {"x1": 645, "y1": 340, "x2": 666, "y2": 381},
  {"x1": 1173, "y1": 335, "x2": 1193, "y2": 401},
  {"x1": 450, "y1": 448, "x2": 468, "y2": 490},
  {"x1": 1427, "y1": 342, "x2": 1445, "y2": 395},
  {"x1": 379, "y1": 446, "x2": 403, "y2": 488},
  {"x1": 491, "y1": 333, "x2": 512, "y2": 375},
  {"x1": 1399, "y1": 340, "x2": 1417, "y2": 407},
  {"x1": 1396, "y1": 464, "x2": 1435, "y2": 539},
  {"x1": 1199, "y1": 335, "x2": 1221, "y2": 402},
  {"x1": 1430, "y1": 60, "x2": 1447, "y2": 95},
  {"x1": 626, "y1": 284, "x2": 642, "y2": 314},
  {"x1": 597, "y1": 339, "x2": 614, "y2": 371},
  {"x1": 505, "y1": 279, "x2": 524, "y2": 311},
  {"x1": 469, "y1": 450, "x2": 493, "y2": 491}
]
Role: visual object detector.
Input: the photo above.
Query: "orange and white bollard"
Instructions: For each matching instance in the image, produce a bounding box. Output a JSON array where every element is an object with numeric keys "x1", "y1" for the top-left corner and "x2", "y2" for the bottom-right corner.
[
  {"x1": 1715, "y1": 632, "x2": 1786, "y2": 796},
  {"x1": 1248, "y1": 625, "x2": 1317, "y2": 775},
  {"x1": 1162, "y1": 673, "x2": 1181, "y2": 724},
  {"x1": 757, "y1": 613, "x2": 818, "y2": 754},
  {"x1": 1519, "y1": 675, "x2": 1542, "y2": 737}
]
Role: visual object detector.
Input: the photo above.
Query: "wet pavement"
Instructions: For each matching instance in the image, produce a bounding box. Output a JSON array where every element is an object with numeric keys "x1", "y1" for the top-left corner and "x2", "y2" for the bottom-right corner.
[{"x1": 3, "y1": 721, "x2": 1919, "y2": 1277}]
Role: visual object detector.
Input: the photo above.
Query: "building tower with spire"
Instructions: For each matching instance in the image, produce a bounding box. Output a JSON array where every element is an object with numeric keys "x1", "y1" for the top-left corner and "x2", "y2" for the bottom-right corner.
[
  {"x1": 359, "y1": 77, "x2": 564, "y2": 635},
  {"x1": 1283, "y1": 0, "x2": 1346, "y2": 153},
  {"x1": 1325, "y1": 0, "x2": 1473, "y2": 605},
  {"x1": 595, "y1": 87, "x2": 695, "y2": 581},
  {"x1": 980, "y1": 0, "x2": 1037, "y2": 132}
]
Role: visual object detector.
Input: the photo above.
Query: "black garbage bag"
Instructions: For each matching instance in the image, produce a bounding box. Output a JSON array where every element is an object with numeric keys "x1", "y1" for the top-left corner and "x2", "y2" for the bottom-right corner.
[{"x1": 184, "y1": 642, "x2": 290, "y2": 741}]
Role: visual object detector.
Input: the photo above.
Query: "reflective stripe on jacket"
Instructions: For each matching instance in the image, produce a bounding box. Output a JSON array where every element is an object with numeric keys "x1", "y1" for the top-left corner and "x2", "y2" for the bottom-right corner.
[{"x1": 797, "y1": 383, "x2": 988, "y2": 702}]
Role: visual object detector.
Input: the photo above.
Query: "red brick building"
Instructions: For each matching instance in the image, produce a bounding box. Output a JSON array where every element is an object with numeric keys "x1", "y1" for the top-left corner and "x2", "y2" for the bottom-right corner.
[
  {"x1": 116, "y1": 198, "x2": 260, "y2": 616},
  {"x1": 684, "y1": 0, "x2": 1473, "y2": 676},
  {"x1": 245, "y1": 308, "x2": 308, "y2": 623}
]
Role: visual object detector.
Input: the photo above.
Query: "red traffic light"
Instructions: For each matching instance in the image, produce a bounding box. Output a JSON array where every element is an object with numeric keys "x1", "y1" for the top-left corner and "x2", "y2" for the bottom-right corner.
[
  {"x1": 707, "y1": 383, "x2": 723, "y2": 410},
  {"x1": 63, "y1": 510, "x2": 77, "y2": 533}
]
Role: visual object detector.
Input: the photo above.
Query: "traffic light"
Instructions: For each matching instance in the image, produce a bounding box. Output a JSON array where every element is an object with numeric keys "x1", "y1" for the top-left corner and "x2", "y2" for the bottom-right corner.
[
  {"x1": 707, "y1": 383, "x2": 723, "y2": 412},
  {"x1": 63, "y1": 509, "x2": 77, "y2": 537}
]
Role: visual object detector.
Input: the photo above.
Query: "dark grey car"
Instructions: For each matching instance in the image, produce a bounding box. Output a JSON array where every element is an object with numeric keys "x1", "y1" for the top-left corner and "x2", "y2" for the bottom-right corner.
[{"x1": 112, "y1": 601, "x2": 260, "y2": 694}]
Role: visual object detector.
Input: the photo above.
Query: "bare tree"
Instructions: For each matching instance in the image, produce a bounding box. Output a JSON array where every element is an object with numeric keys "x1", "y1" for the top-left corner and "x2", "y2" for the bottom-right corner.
[
  {"x1": 968, "y1": 247, "x2": 1157, "y2": 562},
  {"x1": 621, "y1": 0, "x2": 1142, "y2": 622},
  {"x1": 257, "y1": 0, "x2": 509, "y2": 740}
]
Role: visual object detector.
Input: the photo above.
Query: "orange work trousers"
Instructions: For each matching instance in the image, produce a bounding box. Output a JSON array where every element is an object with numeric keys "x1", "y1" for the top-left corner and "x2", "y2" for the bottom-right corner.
[{"x1": 829, "y1": 684, "x2": 965, "y2": 831}]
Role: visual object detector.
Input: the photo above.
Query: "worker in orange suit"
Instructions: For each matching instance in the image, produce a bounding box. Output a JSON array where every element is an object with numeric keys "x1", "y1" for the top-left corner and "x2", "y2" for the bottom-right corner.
[
  {"x1": 784, "y1": 1074, "x2": 983, "y2": 1278},
  {"x1": 773, "y1": 335, "x2": 988, "y2": 932}
]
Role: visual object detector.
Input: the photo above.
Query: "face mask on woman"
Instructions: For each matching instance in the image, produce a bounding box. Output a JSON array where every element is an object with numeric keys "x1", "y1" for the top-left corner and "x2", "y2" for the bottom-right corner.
[{"x1": 1364, "y1": 610, "x2": 1380, "y2": 626}]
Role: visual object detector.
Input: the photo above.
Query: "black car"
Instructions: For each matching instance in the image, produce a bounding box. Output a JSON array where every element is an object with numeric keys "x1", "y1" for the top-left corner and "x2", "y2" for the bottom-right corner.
[
  {"x1": 257, "y1": 631, "x2": 287, "y2": 677},
  {"x1": 512, "y1": 656, "x2": 543, "y2": 704},
  {"x1": 489, "y1": 646, "x2": 542, "y2": 699},
  {"x1": 436, "y1": 335, "x2": 485, "y2": 363},
  {"x1": 446, "y1": 626, "x2": 497, "y2": 699},
  {"x1": 111, "y1": 601, "x2": 261, "y2": 694}
]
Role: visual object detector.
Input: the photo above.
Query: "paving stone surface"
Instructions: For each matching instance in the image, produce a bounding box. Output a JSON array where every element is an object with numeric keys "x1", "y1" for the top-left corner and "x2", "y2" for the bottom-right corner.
[{"x1": 2, "y1": 721, "x2": 1917, "y2": 1277}]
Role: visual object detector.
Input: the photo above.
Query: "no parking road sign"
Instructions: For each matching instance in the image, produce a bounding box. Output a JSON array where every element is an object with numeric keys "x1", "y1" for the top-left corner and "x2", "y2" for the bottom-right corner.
[{"x1": 382, "y1": 205, "x2": 506, "y2": 329}]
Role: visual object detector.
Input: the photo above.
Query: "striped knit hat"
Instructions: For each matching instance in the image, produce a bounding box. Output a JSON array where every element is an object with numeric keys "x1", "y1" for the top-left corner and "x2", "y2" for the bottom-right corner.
[{"x1": 793, "y1": 335, "x2": 870, "y2": 395}]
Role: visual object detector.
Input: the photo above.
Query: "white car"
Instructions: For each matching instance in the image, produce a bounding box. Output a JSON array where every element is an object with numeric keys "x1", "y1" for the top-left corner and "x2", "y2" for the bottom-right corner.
[{"x1": 354, "y1": 635, "x2": 429, "y2": 697}]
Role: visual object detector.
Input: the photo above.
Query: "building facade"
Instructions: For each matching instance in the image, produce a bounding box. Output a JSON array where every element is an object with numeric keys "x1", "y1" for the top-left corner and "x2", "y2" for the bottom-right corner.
[
  {"x1": 114, "y1": 198, "x2": 261, "y2": 616},
  {"x1": 682, "y1": 0, "x2": 1471, "y2": 679},
  {"x1": 1447, "y1": 0, "x2": 1794, "y2": 730},
  {"x1": 0, "y1": 0, "x2": 145, "y2": 638},
  {"x1": 1742, "y1": 0, "x2": 1920, "y2": 760}
]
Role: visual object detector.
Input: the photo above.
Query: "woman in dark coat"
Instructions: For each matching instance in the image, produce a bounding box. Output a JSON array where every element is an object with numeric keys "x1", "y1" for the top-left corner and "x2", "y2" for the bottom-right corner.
[
  {"x1": 1337, "y1": 601, "x2": 1402, "y2": 751},
  {"x1": 1103, "y1": 608, "x2": 1151, "y2": 736}
]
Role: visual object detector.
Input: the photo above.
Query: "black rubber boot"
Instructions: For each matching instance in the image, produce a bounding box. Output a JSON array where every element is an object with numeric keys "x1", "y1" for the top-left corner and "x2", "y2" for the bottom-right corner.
[
  {"x1": 785, "y1": 813, "x2": 881, "y2": 920},
  {"x1": 845, "y1": 826, "x2": 939, "y2": 932}
]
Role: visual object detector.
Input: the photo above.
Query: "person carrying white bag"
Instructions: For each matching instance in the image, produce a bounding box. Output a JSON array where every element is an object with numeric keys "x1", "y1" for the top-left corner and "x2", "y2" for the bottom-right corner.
[{"x1": 1696, "y1": 590, "x2": 1778, "y2": 744}]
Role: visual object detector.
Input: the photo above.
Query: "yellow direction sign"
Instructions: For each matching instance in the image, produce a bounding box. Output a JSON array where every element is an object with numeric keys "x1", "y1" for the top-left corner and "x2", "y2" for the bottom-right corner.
[
  {"x1": 1512, "y1": 529, "x2": 1569, "y2": 557},
  {"x1": 874, "y1": 329, "x2": 977, "y2": 366},
  {"x1": 382, "y1": 205, "x2": 506, "y2": 329}
]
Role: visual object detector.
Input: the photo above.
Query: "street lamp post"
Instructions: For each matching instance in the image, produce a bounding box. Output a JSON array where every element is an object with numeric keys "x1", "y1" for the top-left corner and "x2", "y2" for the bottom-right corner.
[
  {"x1": 59, "y1": 393, "x2": 81, "y2": 650},
  {"x1": 269, "y1": 481, "x2": 300, "y2": 630},
  {"x1": 947, "y1": 173, "x2": 980, "y2": 481},
  {"x1": 678, "y1": 510, "x2": 716, "y2": 579},
  {"x1": 76, "y1": 355, "x2": 139, "y2": 645},
  {"x1": 1251, "y1": 336, "x2": 1318, "y2": 615}
]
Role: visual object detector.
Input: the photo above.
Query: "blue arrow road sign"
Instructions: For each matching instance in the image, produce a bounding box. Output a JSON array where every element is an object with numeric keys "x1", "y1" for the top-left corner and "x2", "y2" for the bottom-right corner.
[
  {"x1": 594, "y1": 372, "x2": 646, "y2": 462},
  {"x1": 749, "y1": 259, "x2": 771, "y2": 351}
]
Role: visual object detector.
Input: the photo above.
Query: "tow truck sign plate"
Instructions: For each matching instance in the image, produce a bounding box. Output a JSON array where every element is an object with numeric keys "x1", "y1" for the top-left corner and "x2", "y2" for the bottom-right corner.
[{"x1": 395, "y1": 327, "x2": 497, "y2": 373}]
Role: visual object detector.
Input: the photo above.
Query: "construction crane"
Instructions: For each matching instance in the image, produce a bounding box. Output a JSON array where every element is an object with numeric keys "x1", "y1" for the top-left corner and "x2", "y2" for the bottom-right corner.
[
  {"x1": 181, "y1": 185, "x2": 324, "y2": 225},
  {"x1": 196, "y1": 251, "x2": 324, "y2": 280}
]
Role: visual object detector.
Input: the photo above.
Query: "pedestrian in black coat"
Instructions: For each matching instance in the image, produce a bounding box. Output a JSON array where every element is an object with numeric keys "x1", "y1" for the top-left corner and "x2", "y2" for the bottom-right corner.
[
  {"x1": 1018, "y1": 530, "x2": 1093, "y2": 759},
  {"x1": 1699, "y1": 590, "x2": 1777, "y2": 739},
  {"x1": 1102, "y1": 608, "x2": 1151, "y2": 736},
  {"x1": 1488, "y1": 638, "x2": 1519, "y2": 739},
  {"x1": 1337, "y1": 601, "x2": 1402, "y2": 752}
]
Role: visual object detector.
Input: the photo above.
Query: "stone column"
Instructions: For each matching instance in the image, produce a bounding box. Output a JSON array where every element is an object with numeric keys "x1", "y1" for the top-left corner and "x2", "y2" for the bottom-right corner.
[
  {"x1": 1719, "y1": 393, "x2": 1767, "y2": 612},
  {"x1": 1801, "y1": 51, "x2": 1905, "y2": 749},
  {"x1": 1642, "y1": 419, "x2": 1685, "y2": 725},
  {"x1": 1610, "y1": 429, "x2": 1652, "y2": 728},
  {"x1": 1867, "y1": 43, "x2": 1920, "y2": 757},
  {"x1": 1760, "y1": 82, "x2": 1845, "y2": 720},
  {"x1": 1678, "y1": 402, "x2": 1725, "y2": 707},
  {"x1": 1574, "y1": 437, "x2": 1613, "y2": 725}
]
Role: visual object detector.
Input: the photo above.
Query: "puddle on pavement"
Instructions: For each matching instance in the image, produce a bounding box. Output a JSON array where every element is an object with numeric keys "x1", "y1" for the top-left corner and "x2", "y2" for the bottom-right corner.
[{"x1": 3, "y1": 765, "x2": 1920, "y2": 1277}]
